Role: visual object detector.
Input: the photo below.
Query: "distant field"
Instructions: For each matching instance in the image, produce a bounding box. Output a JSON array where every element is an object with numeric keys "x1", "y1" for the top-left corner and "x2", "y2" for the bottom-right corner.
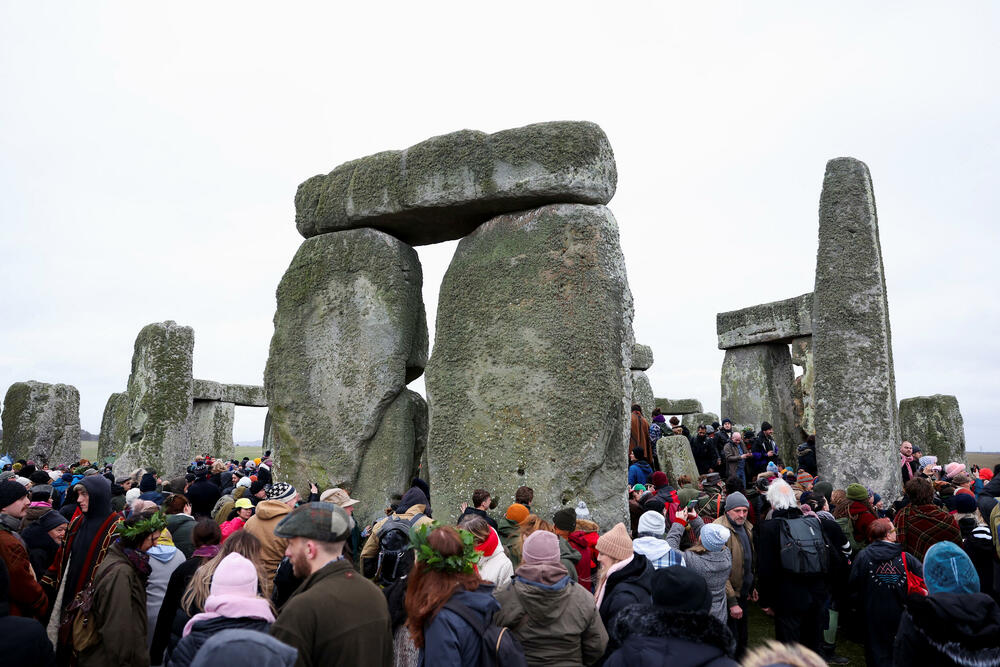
[
  {"x1": 78, "y1": 441, "x2": 262, "y2": 465},
  {"x1": 969, "y1": 452, "x2": 1000, "y2": 469}
]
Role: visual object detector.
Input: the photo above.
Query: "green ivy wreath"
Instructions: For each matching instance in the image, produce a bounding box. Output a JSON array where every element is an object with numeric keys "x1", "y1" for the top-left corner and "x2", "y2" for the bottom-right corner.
[{"x1": 410, "y1": 522, "x2": 481, "y2": 574}]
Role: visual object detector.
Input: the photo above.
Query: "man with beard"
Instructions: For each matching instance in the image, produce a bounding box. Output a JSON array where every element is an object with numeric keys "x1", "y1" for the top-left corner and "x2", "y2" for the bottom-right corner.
[
  {"x1": 714, "y1": 492, "x2": 755, "y2": 659},
  {"x1": 42, "y1": 474, "x2": 121, "y2": 659},
  {"x1": 270, "y1": 502, "x2": 392, "y2": 666}
]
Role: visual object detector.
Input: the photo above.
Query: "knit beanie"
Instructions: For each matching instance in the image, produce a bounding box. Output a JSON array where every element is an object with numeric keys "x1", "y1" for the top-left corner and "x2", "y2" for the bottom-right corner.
[
  {"x1": 796, "y1": 471, "x2": 814, "y2": 486},
  {"x1": 944, "y1": 462, "x2": 966, "y2": 479},
  {"x1": 761, "y1": 421, "x2": 772, "y2": 431},
  {"x1": 951, "y1": 493, "x2": 978, "y2": 515},
  {"x1": 236, "y1": 476, "x2": 252, "y2": 489},
  {"x1": 552, "y1": 508, "x2": 577, "y2": 532},
  {"x1": 125, "y1": 488, "x2": 141, "y2": 506},
  {"x1": 813, "y1": 481, "x2": 833, "y2": 503},
  {"x1": 38, "y1": 509, "x2": 68, "y2": 532},
  {"x1": 923, "y1": 542, "x2": 979, "y2": 595},
  {"x1": 209, "y1": 553, "x2": 259, "y2": 598},
  {"x1": 700, "y1": 523, "x2": 731, "y2": 552},
  {"x1": 266, "y1": 482, "x2": 296, "y2": 504},
  {"x1": 724, "y1": 492, "x2": 749, "y2": 511},
  {"x1": 249, "y1": 480, "x2": 267, "y2": 496},
  {"x1": 637, "y1": 510, "x2": 666, "y2": 536},
  {"x1": 918, "y1": 455, "x2": 937, "y2": 468},
  {"x1": 595, "y1": 522, "x2": 633, "y2": 561},
  {"x1": 0, "y1": 480, "x2": 29, "y2": 510},
  {"x1": 651, "y1": 471, "x2": 668, "y2": 489},
  {"x1": 766, "y1": 462, "x2": 779, "y2": 474},
  {"x1": 521, "y1": 530, "x2": 561, "y2": 565},
  {"x1": 505, "y1": 503, "x2": 530, "y2": 524},
  {"x1": 846, "y1": 483, "x2": 868, "y2": 501},
  {"x1": 651, "y1": 566, "x2": 711, "y2": 613},
  {"x1": 980, "y1": 468, "x2": 994, "y2": 481},
  {"x1": 575, "y1": 500, "x2": 591, "y2": 520},
  {"x1": 139, "y1": 473, "x2": 157, "y2": 492}
]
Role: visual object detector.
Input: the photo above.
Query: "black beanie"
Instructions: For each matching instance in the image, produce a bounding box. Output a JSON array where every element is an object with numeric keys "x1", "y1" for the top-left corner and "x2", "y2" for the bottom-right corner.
[
  {"x1": 29, "y1": 471, "x2": 50, "y2": 486},
  {"x1": 139, "y1": 473, "x2": 157, "y2": 492},
  {"x1": 38, "y1": 509, "x2": 68, "y2": 532},
  {"x1": 552, "y1": 508, "x2": 577, "y2": 532},
  {"x1": 0, "y1": 480, "x2": 29, "y2": 510},
  {"x1": 651, "y1": 565, "x2": 712, "y2": 613},
  {"x1": 761, "y1": 421, "x2": 772, "y2": 432},
  {"x1": 249, "y1": 480, "x2": 267, "y2": 496}
]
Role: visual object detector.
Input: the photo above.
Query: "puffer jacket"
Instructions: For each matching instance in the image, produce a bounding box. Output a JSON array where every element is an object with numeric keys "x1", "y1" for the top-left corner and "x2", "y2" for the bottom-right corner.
[
  {"x1": 476, "y1": 530, "x2": 514, "y2": 587},
  {"x1": 165, "y1": 513, "x2": 196, "y2": 559},
  {"x1": 604, "y1": 603, "x2": 738, "y2": 667},
  {"x1": 893, "y1": 592, "x2": 1000, "y2": 666},
  {"x1": 494, "y1": 562, "x2": 607, "y2": 666},
  {"x1": 243, "y1": 500, "x2": 293, "y2": 578},
  {"x1": 597, "y1": 554, "x2": 653, "y2": 631},
  {"x1": 168, "y1": 615, "x2": 270, "y2": 667},
  {"x1": 420, "y1": 585, "x2": 499, "y2": 667}
]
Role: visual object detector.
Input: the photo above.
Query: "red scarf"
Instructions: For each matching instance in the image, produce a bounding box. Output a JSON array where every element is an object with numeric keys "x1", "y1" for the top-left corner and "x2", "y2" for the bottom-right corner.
[{"x1": 475, "y1": 528, "x2": 500, "y2": 557}]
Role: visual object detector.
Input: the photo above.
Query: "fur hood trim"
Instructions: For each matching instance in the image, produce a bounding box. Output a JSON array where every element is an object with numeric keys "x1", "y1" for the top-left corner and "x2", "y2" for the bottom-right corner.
[
  {"x1": 742, "y1": 640, "x2": 827, "y2": 667},
  {"x1": 609, "y1": 603, "x2": 735, "y2": 657}
]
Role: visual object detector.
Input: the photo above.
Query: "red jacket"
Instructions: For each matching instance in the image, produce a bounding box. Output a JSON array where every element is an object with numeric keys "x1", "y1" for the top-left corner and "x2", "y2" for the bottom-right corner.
[
  {"x1": 567, "y1": 530, "x2": 597, "y2": 591},
  {"x1": 848, "y1": 501, "x2": 878, "y2": 543},
  {"x1": 0, "y1": 520, "x2": 48, "y2": 620}
]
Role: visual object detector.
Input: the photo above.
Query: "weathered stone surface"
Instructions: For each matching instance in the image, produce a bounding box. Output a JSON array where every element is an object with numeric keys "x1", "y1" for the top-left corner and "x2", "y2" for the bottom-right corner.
[
  {"x1": 295, "y1": 121, "x2": 617, "y2": 246},
  {"x1": 98, "y1": 392, "x2": 129, "y2": 461},
  {"x1": 117, "y1": 321, "x2": 195, "y2": 477},
  {"x1": 631, "y1": 371, "x2": 655, "y2": 418},
  {"x1": 192, "y1": 380, "x2": 267, "y2": 407},
  {"x1": 657, "y1": 435, "x2": 701, "y2": 487},
  {"x1": 682, "y1": 412, "x2": 720, "y2": 434},
  {"x1": 631, "y1": 344, "x2": 653, "y2": 371},
  {"x1": 813, "y1": 158, "x2": 900, "y2": 501},
  {"x1": 261, "y1": 411, "x2": 274, "y2": 457},
  {"x1": 1, "y1": 381, "x2": 80, "y2": 465},
  {"x1": 264, "y1": 229, "x2": 427, "y2": 492},
  {"x1": 655, "y1": 398, "x2": 704, "y2": 415},
  {"x1": 353, "y1": 390, "x2": 428, "y2": 525},
  {"x1": 790, "y1": 336, "x2": 815, "y2": 437},
  {"x1": 717, "y1": 293, "x2": 814, "y2": 350},
  {"x1": 899, "y1": 395, "x2": 966, "y2": 466},
  {"x1": 426, "y1": 203, "x2": 633, "y2": 529},
  {"x1": 191, "y1": 400, "x2": 235, "y2": 460},
  {"x1": 721, "y1": 343, "x2": 800, "y2": 465}
]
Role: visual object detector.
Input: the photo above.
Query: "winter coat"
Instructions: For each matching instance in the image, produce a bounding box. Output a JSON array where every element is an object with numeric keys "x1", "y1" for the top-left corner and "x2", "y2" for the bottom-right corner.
[
  {"x1": 690, "y1": 435, "x2": 717, "y2": 475},
  {"x1": 243, "y1": 500, "x2": 293, "y2": 579},
  {"x1": 493, "y1": 563, "x2": 607, "y2": 666},
  {"x1": 849, "y1": 540, "x2": 921, "y2": 667},
  {"x1": 565, "y1": 531, "x2": 596, "y2": 591},
  {"x1": 419, "y1": 585, "x2": 499, "y2": 667},
  {"x1": 165, "y1": 513, "x2": 196, "y2": 558},
  {"x1": 756, "y1": 507, "x2": 829, "y2": 613},
  {"x1": 0, "y1": 513, "x2": 48, "y2": 620},
  {"x1": 722, "y1": 440, "x2": 747, "y2": 480},
  {"x1": 185, "y1": 478, "x2": 221, "y2": 519},
  {"x1": 847, "y1": 500, "x2": 878, "y2": 545},
  {"x1": 458, "y1": 506, "x2": 499, "y2": 530},
  {"x1": 187, "y1": 628, "x2": 297, "y2": 667},
  {"x1": 628, "y1": 461, "x2": 653, "y2": 487},
  {"x1": 476, "y1": 533, "x2": 514, "y2": 587},
  {"x1": 0, "y1": 555, "x2": 55, "y2": 666},
  {"x1": 270, "y1": 558, "x2": 392, "y2": 667},
  {"x1": 558, "y1": 536, "x2": 581, "y2": 584},
  {"x1": 147, "y1": 542, "x2": 186, "y2": 648},
  {"x1": 497, "y1": 516, "x2": 522, "y2": 565},
  {"x1": 220, "y1": 515, "x2": 247, "y2": 541},
  {"x1": 630, "y1": 411, "x2": 652, "y2": 464},
  {"x1": 77, "y1": 542, "x2": 150, "y2": 667},
  {"x1": 360, "y1": 504, "x2": 434, "y2": 573},
  {"x1": 893, "y1": 592, "x2": 1000, "y2": 666},
  {"x1": 604, "y1": 603, "x2": 739, "y2": 667},
  {"x1": 958, "y1": 516, "x2": 995, "y2": 595},
  {"x1": 893, "y1": 502, "x2": 961, "y2": 561},
  {"x1": 713, "y1": 513, "x2": 754, "y2": 606},
  {"x1": 597, "y1": 554, "x2": 653, "y2": 631},
  {"x1": 150, "y1": 550, "x2": 215, "y2": 665},
  {"x1": 666, "y1": 520, "x2": 731, "y2": 624},
  {"x1": 168, "y1": 615, "x2": 270, "y2": 667},
  {"x1": 20, "y1": 519, "x2": 61, "y2": 585}
]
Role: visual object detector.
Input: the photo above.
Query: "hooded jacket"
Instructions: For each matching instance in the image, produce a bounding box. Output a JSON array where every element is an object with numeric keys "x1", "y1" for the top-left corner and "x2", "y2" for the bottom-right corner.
[
  {"x1": 77, "y1": 542, "x2": 150, "y2": 667},
  {"x1": 243, "y1": 499, "x2": 293, "y2": 578},
  {"x1": 628, "y1": 461, "x2": 653, "y2": 487},
  {"x1": 21, "y1": 519, "x2": 61, "y2": 581},
  {"x1": 893, "y1": 592, "x2": 1000, "y2": 666},
  {"x1": 147, "y1": 535, "x2": 186, "y2": 648},
  {"x1": 493, "y1": 562, "x2": 607, "y2": 666},
  {"x1": 475, "y1": 528, "x2": 514, "y2": 587},
  {"x1": 165, "y1": 512, "x2": 196, "y2": 558},
  {"x1": 359, "y1": 497, "x2": 433, "y2": 570},
  {"x1": 0, "y1": 511, "x2": 48, "y2": 621},
  {"x1": 0, "y1": 556, "x2": 55, "y2": 666},
  {"x1": 170, "y1": 616, "x2": 271, "y2": 667},
  {"x1": 604, "y1": 603, "x2": 738, "y2": 667},
  {"x1": 189, "y1": 628, "x2": 297, "y2": 667},
  {"x1": 666, "y1": 520, "x2": 731, "y2": 624},
  {"x1": 420, "y1": 585, "x2": 499, "y2": 667},
  {"x1": 597, "y1": 553, "x2": 653, "y2": 630},
  {"x1": 632, "y1": 534, "x2": 685, "y2": 570},
  {"x1": 849, "y1": 540, "x2": 920, "y2": 667}
]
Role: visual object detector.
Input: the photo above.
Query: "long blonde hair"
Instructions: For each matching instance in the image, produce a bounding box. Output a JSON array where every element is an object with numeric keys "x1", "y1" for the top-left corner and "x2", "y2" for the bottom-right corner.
[
  {"x1": 181, "y1": 531, "x2": 273, "y2": 613},
  {"x1": 515, "y1": 514, "x2": 553, "y2": 556}
]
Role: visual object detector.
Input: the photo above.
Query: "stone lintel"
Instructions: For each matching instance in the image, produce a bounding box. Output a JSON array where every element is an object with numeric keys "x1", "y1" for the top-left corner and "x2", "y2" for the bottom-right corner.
[
  {"x1": 716, "y1": 293, "x2": 813, "y2": 349},
  {"x1": 192, "y1": 379, "x2": 267, "y2": 407}
]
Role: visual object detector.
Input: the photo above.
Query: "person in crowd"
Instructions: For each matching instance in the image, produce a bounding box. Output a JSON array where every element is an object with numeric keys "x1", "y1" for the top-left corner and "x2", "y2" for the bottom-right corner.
[
  {"x1": 220, "y1": 497, "x2": 254, "y2": 541},
  {"x1": 797, "y1": 435, "x2": 818, "y2": 476},
  {"x1": 845, "y1": 482, "x2": 878, "y2": 551},
  {"x1": 756, "y1": 479, "x2": 829, "y2": 653},
  {"x1": 404, "y1": 523, "x2": 495, "y2": 666},
  {"x1": 0, "y1": 479, "x2": 48, "y2": 620},
  {"x1": 647, "y1": 470, "x2": 679, "y2": 508},
  {"x1": 603, "y1": 565, "x2": 739, "y2": 667},
  {"x1": 593, "y1": 522, "x2": 653, "y2": 636},
  {"x1": 150, "y1": 519, "x2": 223, "y2": 665},
  {"x1": 494, "y1": 530, "x2": 607, "y2": 666},
  {"x1": 742, "y1": 641, "x2": 827, "y2": 667},
  {"x1": 723, "y1": 432, "x2": 751, "y2": 485},
  {"x1": 697, "y1": 473, "x2": 727, "y2": 522},
  {"x1": 951, "y1": 492, "x2": 995, "y2": 595},
  {"x1": 270, "y1": 502, "x2": 392, "y2": 666},
  {"x1": 77, "y1": 508, "x2": 166, "y2": 667},
  {"x1": 893, "y1": 541, "x2": 1000, "y2": 666},
  {"x1": 750, "y1": 421, "x2": 782, "y2": 477},
  {"x1": 244, "y1": 482, "x2": 298, "y2": 579},
  {"x1": 0, "y1": 555, "x2": 56, "y2": 665},
  {"x1": 514, "y1": 486, "x2": 534, "y2": 512},
  {"x1": 691, "y1": 425, "x2": 717, "y2": 475},
  {"x1": 318, "y1": 487, "x2": 362, "y2": 566},
  {"x1": 630, "y1": 404, "x2": 652, "y2": 466},
  {"x1": 361, "y1": 486, "x2": 433, "y2": 579},
  {"x1": 848, "y1": 518, "x2": 920, "y2": 667},
  {"x1": 552, "y1": 507, "x2": 593, "y2": 589},
  {"x1": 185, "y1": 469, "x2": 221, "y2": 520},
  {"x1": 184, "y1": 628, "x2": 298, "y2": 667},
  {"x1": 900, "y1": 441, "x2": 919, "y2": 483},
  {"x1": 169, "y1": 552, "x2": 276, "y2": 667},
  {"x1": 498, "y1": 503, "x2": 529, "y2": 566},
  {"x1": 713, "y1": 491, "x2": 754, "y2": 659},
  {"x1": 632, "y1": 510, "x2": 685, "y2": 569},
  {"x1": 146, "y1": 510, "x2": 186, "y2": 650},
  {"x1": 628, "y1": 447, "x2": 653, "y2": 487},
  {"x1": 164, "y1": 494, "x2": 197, "y2": 558},
  {"x1": 666, "y1": 508, "x2": 731, "y2": 624},
  {"x1": 22, "y1": 509, "x2": 68, "y2": 581},
  {"x1": 457, "y1": 488, "x2": 499, "y2": 530},
  {"x1": 894, "y1": 477, "x2": 961, "y2": 560},
  {"x1": 457, "y1": 514, "x2": 513, "y2": 587}
]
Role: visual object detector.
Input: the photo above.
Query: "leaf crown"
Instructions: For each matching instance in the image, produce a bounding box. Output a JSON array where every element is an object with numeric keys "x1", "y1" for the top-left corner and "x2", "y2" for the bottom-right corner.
[
  {"x1": 116, "y1": 510, "x2": 167, "y2": 540},
  {"x1": 410, "y1": 522, "x2": 481, "y2": 574}
]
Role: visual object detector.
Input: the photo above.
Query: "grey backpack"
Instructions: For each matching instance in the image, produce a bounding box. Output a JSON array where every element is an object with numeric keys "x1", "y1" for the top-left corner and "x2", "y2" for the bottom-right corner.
[{"x1": 777, "y1": 515, "x2": 829, "y2": 574}]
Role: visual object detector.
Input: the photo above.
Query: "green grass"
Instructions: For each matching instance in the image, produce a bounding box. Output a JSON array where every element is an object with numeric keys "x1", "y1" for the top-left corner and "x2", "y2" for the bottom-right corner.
[
  {"x1": 78, "y1": 441, "x2": 262, "y2": 465},
  {"x1": 746, "y1": 603, "x2": 866, "y2": 663}
]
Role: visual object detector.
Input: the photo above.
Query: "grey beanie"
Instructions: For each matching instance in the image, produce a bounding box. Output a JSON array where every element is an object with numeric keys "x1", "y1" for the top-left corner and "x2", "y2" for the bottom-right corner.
[
  {"x1": 724, "y1": 492, "x2": 749, "y2": 511},
  {"x1": 700, "y1": 523, "x2": 731, "y2": 552}
]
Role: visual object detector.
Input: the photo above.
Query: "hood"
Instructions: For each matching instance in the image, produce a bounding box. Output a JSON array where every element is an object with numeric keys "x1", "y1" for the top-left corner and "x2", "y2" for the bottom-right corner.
[
  {"x1": 511, "y1": 574, "x2": 572, "y2": 624},
  {"x1": 633, "y1": 535, "x2": 673, "y2": 560},
  {"x1": 20, "y1": 522, "x2": 58, "y2": 552},
  {"x1": 610, "y1": 603, "x2": 735, "y2": 658},
  {"x1": 189, "y1": 627, "x2": 297, "y2": 667},
  {"x1": 559, "y1": 537, "x2": 581, "y2": 564},
  {"x1": 396, "y1": 487, "x2": 429, "y2": 514},
  {"x1": 496, "y1": 516, "x2": 520, "y2": 538},
  {"x1": 449, "y1": 585, "x2": 500, "y2": 617},
  {"x1": 166, "y1": 513, "x2": 194, "y2": 528},
  {"x1": 254, "y1": 499, "x2": 293, "y2": 521},
  {"x1": 905, "y1": 592, "x2": 1000, "y2": 657},
  {"x1": 147, "y1": 544, "x2": 180, "y2": 563},
  {"x1": 864, "y1": 540, "x2": 903, "y2": 561},
  {"x1": 81, "y1": 474, "x2": 113, "y2": 519},
  {"x1": 632, "y1": 461, "x2": 653, "y2": 474}
]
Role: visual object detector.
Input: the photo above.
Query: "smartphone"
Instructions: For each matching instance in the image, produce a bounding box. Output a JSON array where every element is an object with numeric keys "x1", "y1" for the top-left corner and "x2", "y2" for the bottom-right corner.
[{"x1": 686, "y1": 500, "x2": 699, "y2": 509}]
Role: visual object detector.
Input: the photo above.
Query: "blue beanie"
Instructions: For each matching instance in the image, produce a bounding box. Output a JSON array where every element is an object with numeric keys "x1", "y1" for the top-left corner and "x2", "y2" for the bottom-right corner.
[{"x1": 923, "y1": 542, "x2": 979, "y2": 595}]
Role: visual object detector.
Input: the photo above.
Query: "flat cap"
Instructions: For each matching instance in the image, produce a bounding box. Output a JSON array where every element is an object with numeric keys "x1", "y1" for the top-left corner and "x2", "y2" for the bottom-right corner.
[{"x1": 274, "y1": 501, "x2": 350, "y2": 542}]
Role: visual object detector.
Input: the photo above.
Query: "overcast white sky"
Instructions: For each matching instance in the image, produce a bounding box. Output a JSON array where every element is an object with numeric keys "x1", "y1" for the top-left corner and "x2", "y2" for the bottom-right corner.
[{"x1": 2, "y1": 3, "x2": 997, "y2": 451}]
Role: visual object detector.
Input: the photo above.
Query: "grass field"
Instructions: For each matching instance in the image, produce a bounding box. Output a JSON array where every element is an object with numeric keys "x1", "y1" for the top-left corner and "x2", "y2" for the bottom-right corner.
[{"x1": 79, "y1": 441, "x2": 263, "y2": 464}]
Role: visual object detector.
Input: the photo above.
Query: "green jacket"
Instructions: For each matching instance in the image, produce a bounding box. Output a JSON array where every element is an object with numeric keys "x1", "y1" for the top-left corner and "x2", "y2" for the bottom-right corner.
[
  {"x1": 497, "y1": 517, "x2": 522, "y2": 566},
  {"x1": 271, "y1": 558, "x2": 393, "y2": 667},
  {"x1": 77, "y1": 543, "x2": 149, "y2": 667},
  {"x1": 559, "y1": 537, "x2": 580, "y2": 583}
]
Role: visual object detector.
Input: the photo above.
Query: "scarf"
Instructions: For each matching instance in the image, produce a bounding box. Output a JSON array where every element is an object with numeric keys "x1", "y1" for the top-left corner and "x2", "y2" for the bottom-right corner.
[
  {"x1": 193, "y1": 544, "x2": 221, "y2": 559},
  {"x1": 901, "y1": 452, "x2": 915, "y2": 480},
  {"x1": 595, "y1": 554, "x2": 633, "y2": 609},
  {"x1": 182, "y1": 594, "x2": 275, "y2": 636},
  {"x1": 474, "y1": 527, "x2": 500, "y2": 558},
  {"x1": 122, "y1": 546, "x2": 152, "y2": 580}
]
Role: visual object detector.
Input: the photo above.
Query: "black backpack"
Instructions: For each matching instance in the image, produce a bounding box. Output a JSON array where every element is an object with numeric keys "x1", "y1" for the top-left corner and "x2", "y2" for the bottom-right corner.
[
  {"x1": 777, "y1": 515, "x2": 829, "y2": 575},
  {"x1": 443, "y1": 598, "x2": 527, "y2": 667},
  {"x1": 374, "y1": 512, "x2": 424, "y2": 585}
]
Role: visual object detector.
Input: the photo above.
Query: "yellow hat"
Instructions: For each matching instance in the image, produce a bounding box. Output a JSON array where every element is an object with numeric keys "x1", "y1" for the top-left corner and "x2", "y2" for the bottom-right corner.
[
  {"x1": 234, "y1": 498, "x2": 253, "y2": 509},
  {"x1": 254, "y1": 457, "x2": 262, "y2": 465}
]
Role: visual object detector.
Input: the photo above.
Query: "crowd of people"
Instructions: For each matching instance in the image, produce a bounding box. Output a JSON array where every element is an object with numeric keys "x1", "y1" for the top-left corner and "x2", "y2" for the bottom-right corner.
[{"x1": 0, "y1": 413, "x2": 998, "y2": 666}]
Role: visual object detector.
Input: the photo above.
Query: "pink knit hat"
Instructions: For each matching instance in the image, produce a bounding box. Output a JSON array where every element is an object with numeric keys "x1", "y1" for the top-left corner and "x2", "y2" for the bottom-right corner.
[
  {"x1": 944, "y1": 462, "x2": 966, "y2": 479},
  {"x1": 209, "y1": 552, "x2": 258, "y2": 598},
  {"x1": 521, "y1": 530, "x2": 560, "y2": 565},
  {"x1": 596, "y1": 522, "x2": 633, "y2": 561}
]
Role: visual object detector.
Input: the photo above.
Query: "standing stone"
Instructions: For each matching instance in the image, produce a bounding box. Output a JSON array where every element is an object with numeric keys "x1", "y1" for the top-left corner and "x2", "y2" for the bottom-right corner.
[
  {"x1": 353, "y1": 390, "x2": 428, "y2": 524},
  {"x1": 117, "y1": 321, "x2": 195, "y2": 477},
  {"x1": 426, "y1": 203, "x2": 634, "y2": 529},
  {"x1": 1, "y1": 381, "x2": 80, "y2": 465},
  {"x1": 98, "y1": 392, "x2": 129, "y2": 461},
  {"x1": 656, "y1": 435, "x2": 700, "y2": 487},
  {"x1": 720, "y1": 343, "x2": 799, "y2": 465},
  {"x1": 631, "y1": 344, "x2": 654, "y2": 371},
  {"x1": 191, "y1": 401, "x2": 235, "y2": 461},
  {"x1": 631, "y1": 371, "x2": 655, "y2": 418},
  {"x1": 655, "y1": 398, "x2": 704, "y2": 415},
  {"x1": 261, "y1": 411, "x2": 274, "y2": 456},
  {"x1": 790, "y1": 336, "x2": 815, "y2": 437},
  {"x1": 813, "y1": 158, "x2": 900, "y2": 500},
  {"x1": 264, "y1": 229, "x2": 427, "y2": 493},
  {"x1": 682, "y1": 412, "x2": 720, "y2": 434},
  {"x1": 899, "y1": 395, "x2": 966, "y2": 466}
]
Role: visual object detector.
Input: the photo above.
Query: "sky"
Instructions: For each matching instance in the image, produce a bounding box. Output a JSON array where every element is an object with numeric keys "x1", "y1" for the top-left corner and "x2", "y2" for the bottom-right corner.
[{"x1": 1, "y1": 3, "x2": 997, "y2": 451}]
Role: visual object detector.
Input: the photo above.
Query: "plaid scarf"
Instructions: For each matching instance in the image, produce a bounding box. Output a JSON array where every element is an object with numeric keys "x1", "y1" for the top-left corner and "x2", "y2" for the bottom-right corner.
[{"x1": 894, "y1": 503, "x2": 962, "y2": 561}]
